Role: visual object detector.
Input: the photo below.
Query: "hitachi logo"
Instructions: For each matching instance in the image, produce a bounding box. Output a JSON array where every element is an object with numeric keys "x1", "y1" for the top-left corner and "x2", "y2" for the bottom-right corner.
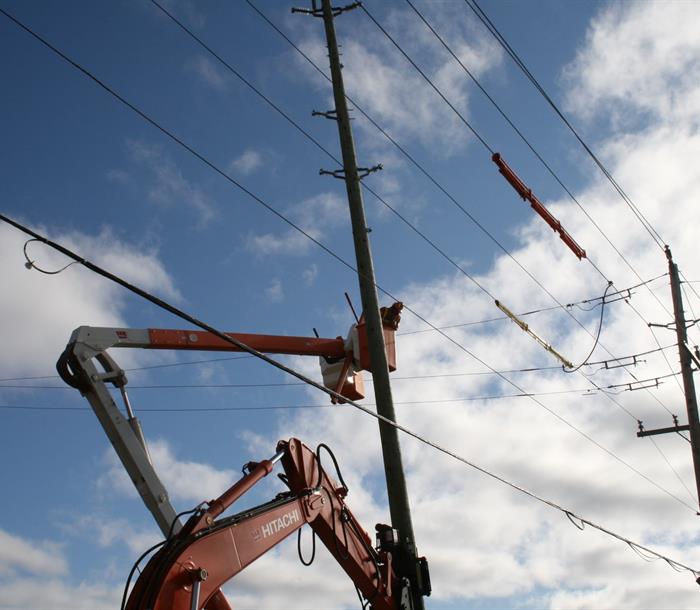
[{"x1": 260, "y1": 509, "x2": 301, "y2": 539}]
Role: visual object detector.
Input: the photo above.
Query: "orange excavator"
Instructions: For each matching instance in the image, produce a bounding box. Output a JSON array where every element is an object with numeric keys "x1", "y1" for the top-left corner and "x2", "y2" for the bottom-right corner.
[{"x1": 57, "y1": 301, "x2": 430, "y2": 609}]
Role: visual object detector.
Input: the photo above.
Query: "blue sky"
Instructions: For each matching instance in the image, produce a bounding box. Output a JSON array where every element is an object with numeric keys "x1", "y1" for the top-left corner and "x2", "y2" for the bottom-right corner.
[{"x1": 2, "y1": 1, "x2": 700, "y2": 608}]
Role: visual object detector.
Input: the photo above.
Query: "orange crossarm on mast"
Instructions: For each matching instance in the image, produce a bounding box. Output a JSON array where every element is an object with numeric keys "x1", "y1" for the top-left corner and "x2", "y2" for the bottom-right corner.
[{"x1": 146, "y1": 329, "x2": 346, "y2": 358}]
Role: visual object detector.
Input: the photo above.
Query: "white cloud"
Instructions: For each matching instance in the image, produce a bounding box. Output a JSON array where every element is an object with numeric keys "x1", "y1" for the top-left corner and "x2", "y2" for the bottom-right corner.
[
  {"x1": 295, "y1": 4, "x2": 503, "y2": 154},
  {"x1": 61, "y1": 515, "x2": 160, "y2": 556},
  {"x1": 0, "y1": 222, "x2": 179, "y2": 378},
  {"x1": 99, "y1": 438, "x2": 238, "y2": 504},
  {"x1": 236, "y1": 4, "x2": 700, "y2": 608},
  {"x1": 0, "y1": 529, "x2": 67, "y2": 577},
  {"x1": 0, "y1": 528, "x2": 120, "y2": 610},
  {"x1": 564, "y1": 1, "x2": 700, "y2": 130},
  {"x1": 246, "y1": 192, "x2": 347, "y2": 256},
  {"x1": 127, "y1": 140, "x2": 215, "y2": 225},
  {"x1": 185, "y1": 55, "x2": 229, "y2": 90},
  {"x1": 230, "y1": 149, "x2": 263, "y2": 175},
  {"x1": 265, "y1": 278, "x2": 284, "y2": 303},
  {"x1": 0, "y1": 578, "x2": 120, "y2": 610},
  {"x1": 302, "y1": 263, "x2": 318, "y2": 286}
]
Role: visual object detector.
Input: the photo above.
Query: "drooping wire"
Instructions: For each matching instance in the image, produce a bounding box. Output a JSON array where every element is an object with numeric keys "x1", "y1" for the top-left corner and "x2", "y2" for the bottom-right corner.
[
  {"x1": 2, "y1": 213, "x2": 697, "y2": 519},
  {"x1": 648, "y1": 436, "x2": 698, "y2": 506},
  {"x1": 403, "y1": 0, "x2": 673, "y2": 305},
  {"x1": 5, "y1": 220, "x2": 700, "y2": 580},
  {"x1": 245, "y1": 0, "x2": 675, "y2": 411},
  {"x1": 23, "y1": 238, "x2": 82, "y2": 274},
  {"x1": 3, "y1": 5, "x2": 698, "y2": 581},
  {"x1": 463, "y1": 0, "x2": 667, "y2": 251},
  {"x1": 363, "y1": 1, "x2": 678, "y2": 329},
  {"x1": 0, "y1": 343, "x2": 675, "y2": 386},
  {"x1": 564, "y1": 282, "x2": 613, "y2": 373},
  {"x1": 1, "y1": 9, "x2": 693, "y2": 514}
]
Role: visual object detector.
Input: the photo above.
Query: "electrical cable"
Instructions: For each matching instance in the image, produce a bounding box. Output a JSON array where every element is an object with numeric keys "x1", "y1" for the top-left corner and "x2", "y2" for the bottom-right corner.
[
  {"x1": 463, "y1": 0, "x2": 667, "y2": 251},
  {"x1": 2, "y1": 6, "x2": 694, "y2": 520},
  {"x1": 404, "y1": 0, "x2": 675, "y2": 318},
  {"x1": 564, "y1": 282, "x2": 612, "y2": 373},
  {"x1": 2, "y1": 213, "x2": 696, "y2": 517},
  {"x1": 0, "y1": 9, "x2": 647, "y2": 485},
  {"x1": 361, "y1": 2, "x2": 682, "y2": 362},
  {"x1": 648, "y1": 436, "x2": 698, "y2": 506},
  {"x1": 0, "y1": 343, "x2": 673, "y2": 386},
  {"x1": 358, "y1": 4, "x2": 494, "y2": 154},
  {"x1": 1, "y1": 378, "x2": 679, "y2": 398},
  {"x1": 245, "y1": 0, "x2": 675, "y2": 413},
  {"x1": 626, "y1": 299, "x2": 684, "y2": 404},
  {"x1": 23, "y1": 238, "x2": 81, "y2": 274},
  {"x1": 0, "y1": 340, "x2": 674, "y2": 385},
  {"x1": 2, "y1": 221, "x2": 699, "y2": 578}
]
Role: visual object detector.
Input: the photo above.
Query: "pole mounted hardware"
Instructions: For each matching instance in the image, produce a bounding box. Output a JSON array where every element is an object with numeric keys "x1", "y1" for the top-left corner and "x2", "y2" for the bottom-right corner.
[
  {"x1": 319, "y1": 163, "x2": 383, "y2": 180},
  {"x1": 291, "y1": 0, "x2": 361, "y2": 18},
  {"x1": 299, "y1": 1, "x2": 428, "y2": 607},
  {"x1": 311, "y1": 109, "x2": 338, "y2": 121},
  {"x1": 636, "y1": 246, "x2": 700, "y2": 512}
]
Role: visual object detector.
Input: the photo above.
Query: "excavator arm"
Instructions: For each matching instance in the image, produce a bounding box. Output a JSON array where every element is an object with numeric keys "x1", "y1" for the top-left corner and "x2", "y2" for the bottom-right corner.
[
  {"x1": 55, "y1": 302, "x2": 425, "y2": 610},
  {"x1": 125, "y1": 439, "x2": 401, "y2": 610}
]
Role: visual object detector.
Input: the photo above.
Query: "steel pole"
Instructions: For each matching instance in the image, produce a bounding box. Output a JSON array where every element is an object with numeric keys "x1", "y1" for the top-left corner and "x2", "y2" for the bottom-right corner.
[
  {"x1": 319, "y1": 1, "x2": 424, "y2": 606},
  {"x1": 667, "y1": 246, "x2": 700, "y2": 511}
]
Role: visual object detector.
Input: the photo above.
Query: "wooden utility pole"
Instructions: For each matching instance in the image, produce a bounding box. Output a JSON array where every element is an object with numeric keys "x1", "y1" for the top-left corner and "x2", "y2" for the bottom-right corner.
[
  {"x1": 293, "y1": 1, "x2": 427, "y2": 607},
  {"x1": 638, "y1": 246, "x2": 700, "y2": 512}
]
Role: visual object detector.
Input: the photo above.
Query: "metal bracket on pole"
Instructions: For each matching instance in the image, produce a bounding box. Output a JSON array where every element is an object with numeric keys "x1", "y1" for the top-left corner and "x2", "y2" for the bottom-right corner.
[
  {"x1": 319, "y1": 164, "x2": 383, "y2": 180},
  {"x1": 292, "y1": 1, "x2": 361, "y2": 17},
  {"x1": 637, "y1": 422, "x2": 691, "y2": 438},
  {"x1": 312, "y1": 109, "x2": 338, "y2": 121}
]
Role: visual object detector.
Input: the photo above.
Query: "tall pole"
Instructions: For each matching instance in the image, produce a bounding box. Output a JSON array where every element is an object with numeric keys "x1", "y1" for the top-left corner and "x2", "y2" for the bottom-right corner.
[
  {"x1": 667, "y1": 245, "x2": 700, "y2": 509},
  {"x1": 315, "y1": 1, "x2": 425, "y2": 606}
]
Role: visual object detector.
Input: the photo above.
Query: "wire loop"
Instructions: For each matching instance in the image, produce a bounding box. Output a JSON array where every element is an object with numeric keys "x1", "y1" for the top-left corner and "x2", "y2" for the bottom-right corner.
[{"x1": 23, "y1": 238, "x2": 81, "y2": 275}]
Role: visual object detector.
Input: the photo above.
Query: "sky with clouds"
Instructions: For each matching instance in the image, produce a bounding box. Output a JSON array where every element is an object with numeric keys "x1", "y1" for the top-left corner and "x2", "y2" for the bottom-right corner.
[{"x1": 2, "y1": 1, "x2": 700, "y2": 609}]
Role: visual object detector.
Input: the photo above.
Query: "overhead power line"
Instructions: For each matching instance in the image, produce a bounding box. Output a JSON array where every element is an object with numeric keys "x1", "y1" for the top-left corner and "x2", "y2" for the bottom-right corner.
[
  {"x1": 0, "y1": 340, "x2": 675, "y2": 385},
  {"x1": 1, "y1": 378, "x2": 680, "y2": 398},
  {"x1": 403, "y1": 0, "x2": 670, "y2": 301},
  {"x1": 462, "y1": 0, "x2": 666, "y2": 251},
  {"x1": 1, "y1": 7, "x2": 687, "y2": 508},
  {"x1": 243, "y1": 1, "x2": 678, "y2": 427},
  {"x1": 1, "y1": 216, "x2": 698, "y2": 576},
  {"x1": 2, "y1": 211, "x2": 697, "y2": 520},
  {"x1": 359, "y1": 1, "x2": 677, "y2": 328}
]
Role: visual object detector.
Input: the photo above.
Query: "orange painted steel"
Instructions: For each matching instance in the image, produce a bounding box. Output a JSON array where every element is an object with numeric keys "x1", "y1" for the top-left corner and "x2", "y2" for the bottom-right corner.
[
  {"x1": 147, "y1": 329, "x2": 346, "y2": 358},
  {"x1": 492, "y1": 153, "x2": 587, "y2": 260},
  {"x1": 125, "y1": 439, "x2": 398, "y2": 610}
]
